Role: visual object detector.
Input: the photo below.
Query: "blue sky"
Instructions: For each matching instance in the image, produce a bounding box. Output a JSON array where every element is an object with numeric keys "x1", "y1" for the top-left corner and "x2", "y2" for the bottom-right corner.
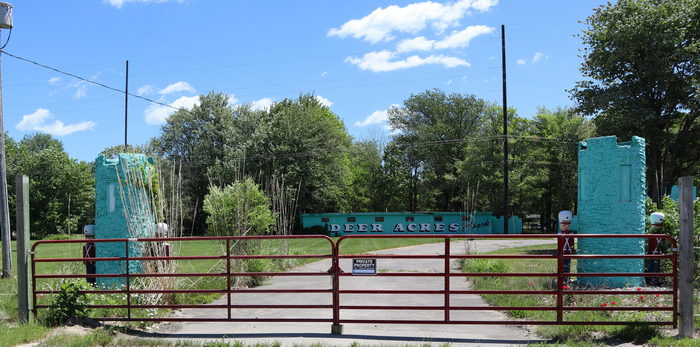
[{"x1": 2, "y1": 0, "x2": 606, "y2": 162}]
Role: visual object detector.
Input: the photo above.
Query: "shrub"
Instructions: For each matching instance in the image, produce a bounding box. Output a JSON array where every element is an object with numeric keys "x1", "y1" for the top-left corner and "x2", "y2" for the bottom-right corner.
[
  {"x1": 44, "y1": 281, "x2": 91, "y2": 326},
  {"x1": 204, "y1": 178, "x2": 276, "y2": 237}
]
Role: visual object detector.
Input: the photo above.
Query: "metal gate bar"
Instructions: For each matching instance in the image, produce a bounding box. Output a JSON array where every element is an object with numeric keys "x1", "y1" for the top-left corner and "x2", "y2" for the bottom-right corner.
[{"x1": 31, "y1": 234, "x2": 678, "y2": 329}]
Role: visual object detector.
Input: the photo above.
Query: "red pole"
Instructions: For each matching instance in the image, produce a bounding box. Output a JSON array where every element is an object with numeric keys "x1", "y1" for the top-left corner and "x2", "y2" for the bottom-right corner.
[
  {"x1": 444, "y1": 238, "x2": 450, "y2": 322},
  {"x1": 556, "y1": 236, "x2": 564, "y2": 323},
  {"x1": 226, "y1": 239, "x2": 232, "y2": 320}
]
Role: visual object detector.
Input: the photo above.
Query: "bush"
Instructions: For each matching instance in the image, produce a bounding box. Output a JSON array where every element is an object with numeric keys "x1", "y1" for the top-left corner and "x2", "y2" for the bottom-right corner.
[
  {"x1": 645, "y1": 196, "x2": 700, "y2": 286},
  {"x1": 44, "y1": 281, "x2": 91, "y2": 327},
  {"x1": 203, "y1": 178, "x2": 275, "y2": 237}
]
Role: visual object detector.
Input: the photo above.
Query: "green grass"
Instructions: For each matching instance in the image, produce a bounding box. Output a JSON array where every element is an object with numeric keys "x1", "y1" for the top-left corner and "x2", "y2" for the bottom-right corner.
[
  {"x1": 0, "y1": 322, "x2": 51, "y2": 347},
  {"x1": 649, "y1": 336, "x2": 700, "y2": 347},
  {"x1": 461, "y1": 243, "x2": 678, "y2": 344}
]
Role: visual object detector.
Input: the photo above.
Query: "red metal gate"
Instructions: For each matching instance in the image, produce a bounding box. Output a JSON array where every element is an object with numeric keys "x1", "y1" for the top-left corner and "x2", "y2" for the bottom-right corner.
[{"x1": 31, "y1": 234, "x2": 678, "y2": 331}]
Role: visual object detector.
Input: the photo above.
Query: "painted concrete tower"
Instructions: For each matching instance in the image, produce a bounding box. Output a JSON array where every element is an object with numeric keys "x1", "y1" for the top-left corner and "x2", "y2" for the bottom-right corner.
[
  {"x1": 95, "y1": 154, "x2": 157, "y2": 287},
  {"x1": 577, "y1": 136, "x2": 646, "y2": 287}
]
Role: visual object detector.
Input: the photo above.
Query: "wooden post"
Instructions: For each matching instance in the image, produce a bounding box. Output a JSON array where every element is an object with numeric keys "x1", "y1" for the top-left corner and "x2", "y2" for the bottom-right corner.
[
  {"x1": 16, "y1": 174, "x2": 30, "y2": 323},
  {"x1": 678, "y1": 176, "x2": 694, "y2": 338}
]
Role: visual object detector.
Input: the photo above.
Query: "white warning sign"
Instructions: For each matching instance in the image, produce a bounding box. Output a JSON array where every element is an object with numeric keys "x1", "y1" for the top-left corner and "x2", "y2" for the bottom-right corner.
[{"x1": 352, "y1": 258, "x2": 377, "y2": 275}]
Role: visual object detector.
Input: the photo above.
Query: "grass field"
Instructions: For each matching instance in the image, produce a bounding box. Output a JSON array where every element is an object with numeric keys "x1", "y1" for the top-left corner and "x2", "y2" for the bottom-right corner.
[{"x1": 461, "y1": 243, "x2": 698, "y2": 345}]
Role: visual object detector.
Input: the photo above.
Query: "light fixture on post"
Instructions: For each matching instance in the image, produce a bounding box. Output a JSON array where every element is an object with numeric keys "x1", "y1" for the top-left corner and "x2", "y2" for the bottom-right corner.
[{"x1": 0, "y1": 1, "x2": 13, "y2": 279}]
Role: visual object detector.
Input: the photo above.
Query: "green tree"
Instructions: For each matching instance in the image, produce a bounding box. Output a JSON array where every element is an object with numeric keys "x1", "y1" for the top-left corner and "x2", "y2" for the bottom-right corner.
[
  {"x1": 157, "y1": 92, "x2": 235, "y2": 233},
  {"x1": 9, "y1": 134, "x2": 94, "y2": 238},
  {"x1": 522, "y1": 108, "x2": 596, "y2": 231},
  {"x1": 388, "y1": 89, "x2": 496, "y2": 211},
  {"x1": 20, "y1": 133, "x2": 63, "y2": 154},
  {"x1": 571, "y1": 0, "x2": 700, "y2": 205},
  {"x1": 218, "y1": 94, "x2": 353, "y2": 213},
  {"x1": 347, "y1": 140, "x2": 384, "y2": 212},
  {"x1": 203, "y1": 178, "x2": 275, "y2": 236}
]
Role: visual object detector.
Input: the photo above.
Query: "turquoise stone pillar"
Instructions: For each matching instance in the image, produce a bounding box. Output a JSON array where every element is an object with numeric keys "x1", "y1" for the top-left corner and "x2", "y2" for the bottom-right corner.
[
  {"x1": 577, "y1": 136, "x2": 646, "y2": 288},
  {"x1": 94, "y1": 154, "x2": 156, "y2": 287}
]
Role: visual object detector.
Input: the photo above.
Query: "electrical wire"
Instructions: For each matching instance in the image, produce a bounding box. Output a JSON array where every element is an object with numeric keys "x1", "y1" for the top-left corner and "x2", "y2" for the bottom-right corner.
[
  {"x1": 0, "y1": 28, "x2": 11, "y2": 50},
  {"x1": 0, "y1": 49, "x2": 192, "y2": 116}
]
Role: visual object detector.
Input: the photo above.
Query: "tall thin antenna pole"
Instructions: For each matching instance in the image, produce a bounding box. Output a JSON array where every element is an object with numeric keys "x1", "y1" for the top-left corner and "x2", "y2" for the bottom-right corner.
[
  {"x1": 501, "y1": 24, "x2": 510, "y2": 234},
  {"x1": 124, "y1": 60, "x2": 129, "y2": 148}
]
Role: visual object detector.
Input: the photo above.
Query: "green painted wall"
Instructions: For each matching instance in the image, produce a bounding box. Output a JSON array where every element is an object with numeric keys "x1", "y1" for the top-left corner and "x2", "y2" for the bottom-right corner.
[
  {"x1": 94, "y1": 154, "x2": 156, "y2": 287},
  {"x1": 301, "y1": 212, "x2": 522, "y2": 236},
  {"x1": 577, "y1": 136, "x2": 646, "y2": 287}
]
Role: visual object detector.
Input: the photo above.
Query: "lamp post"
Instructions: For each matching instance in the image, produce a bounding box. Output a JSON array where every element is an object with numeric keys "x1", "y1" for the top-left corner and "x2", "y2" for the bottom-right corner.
[{"x1": 0, "y1": 2, "x2": 12, "y2": 279}]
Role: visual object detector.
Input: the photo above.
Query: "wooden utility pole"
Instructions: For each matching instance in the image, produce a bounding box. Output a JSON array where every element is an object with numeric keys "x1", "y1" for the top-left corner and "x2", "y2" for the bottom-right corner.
[
  {"x1": 501, "y1": 24, "x2": 509, "y2": 234},
  {"x1": 678, "y1": 176, "x2": 695, "y2": 338},
  {"x1": 124, "y1": 60, "x2": 129, "y2": 147}
]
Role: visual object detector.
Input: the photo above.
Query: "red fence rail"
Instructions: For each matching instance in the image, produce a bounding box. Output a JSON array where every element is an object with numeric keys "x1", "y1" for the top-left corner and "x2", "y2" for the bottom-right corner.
[{"x1": 31, "y1": 234, "x2": 678, "y2": 331}]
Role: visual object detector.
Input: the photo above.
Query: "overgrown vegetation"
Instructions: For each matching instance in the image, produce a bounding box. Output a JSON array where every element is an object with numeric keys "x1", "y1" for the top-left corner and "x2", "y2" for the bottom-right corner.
[
  {"x1": 44, "y1": 281, "x2": 91, "y2": 327},
  {"x1": 462, "y1": 244, "x2": 678, "y2": 344}
]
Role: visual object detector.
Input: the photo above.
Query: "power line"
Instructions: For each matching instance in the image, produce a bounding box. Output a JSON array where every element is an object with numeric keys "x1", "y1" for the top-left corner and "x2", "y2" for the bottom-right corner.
[{"x1": 0, "y1": 50, "x2": 192, "y2": 116}]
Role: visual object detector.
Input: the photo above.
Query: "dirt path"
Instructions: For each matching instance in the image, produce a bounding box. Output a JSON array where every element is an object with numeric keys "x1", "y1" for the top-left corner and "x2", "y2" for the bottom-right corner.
[{"x1": 143, "y1": 238, "x2": 554, "y2": 346}]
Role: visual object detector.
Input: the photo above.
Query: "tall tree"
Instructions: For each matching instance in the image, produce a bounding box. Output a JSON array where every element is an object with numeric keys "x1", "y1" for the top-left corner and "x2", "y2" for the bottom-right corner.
[
  {"x1": 523, "y1": 108, "x2": 596, "y2": 231},
  {"x1": 212, "y1": 94, "x2": 353, "y2": 214},
  {"x1": 388, "y1": 89, "x2": 494, "y2": 211},
  {"x1": 572, "y1": 0, "x2": 700, "y2": 205},
  {"x1": 347, "y1": 140, "x2": 384, "y2": 212},
  {"x1": 157, "y1": 92, "x2": 234, "y2": 233},
  {"x1": 20, "y1": 133, "x2": 63, "y2": 154},
  {"x1": 9, "y1": 134, "x2": 94, "y2": 238}
]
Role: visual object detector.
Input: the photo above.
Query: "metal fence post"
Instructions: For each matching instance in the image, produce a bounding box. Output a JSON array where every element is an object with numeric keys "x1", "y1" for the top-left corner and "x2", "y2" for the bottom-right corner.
[
  {"x1": 331, "y1": 239, "x2": 342, "y2": 335},
  {"x1": 678, "y1": 176, "x2": 695, "y2": 338},
  {"x1": 16, "y1": 174, "x2": 30, "y2": 323},
  {"x1": 556, "y1": 235, "x2": 565, "y2": 323}
]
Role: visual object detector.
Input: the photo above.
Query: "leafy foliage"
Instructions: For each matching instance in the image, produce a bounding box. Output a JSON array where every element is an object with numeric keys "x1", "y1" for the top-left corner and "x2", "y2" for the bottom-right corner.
[
  {"x1": 572, "y1": 0, "x2": 700, "y2": 204},
  {"x1": 7, "y1": 133, "x2": 94, "y2": 238},
  {"x1": 44, "y1": 281, "x2": 91, "y2": 327},
  {"x1": 157, "y1": 92, "x2": 234, "y2": 233},
  {"x1": 203, "y1": 178, "x2": 275, "y2": 237}
]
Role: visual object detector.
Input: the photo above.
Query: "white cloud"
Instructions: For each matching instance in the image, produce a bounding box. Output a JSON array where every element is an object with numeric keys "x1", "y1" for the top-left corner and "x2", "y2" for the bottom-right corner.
[
  {"x1": 144, "y1": 95, "x2": 199, "y2": 125},
  {"x1": 158, "y1": 81, "x2": 196, "y2": 95},
  {"x1": 328, "y1": 0, "x2": 498, "y2": 43},
  {"x1": 250, "y1": 98, "x2": 274, "y2": 111},
  {"x1": 74, "y1": 84, "x2": 88, "y2": 99},
  {"x1": 16, "y1": 108, "x2": 96, "y2": 136},
  {"x1": 105, "y1": 0, "x2": 184, "y2": 9},
  {"x1": 321, "y1": 71, "x2": 328, "y2": 77},
  {"x1": 532, "y1": 51, "x2": 548, "y2": 64},
  {"x1": 434, "y1": 25, "x2": 494, "y2": 49},
  {"x1": 516, "y1": 58, "x2": 527, "y2": 65},
  {"x1": 446, "y1": 79, "x2": 453, "y2": 85},
  {"x1": 48, "y1": 77, "x2": 61, "y2": 85},
  {"x1": 396, "y1": 25, "x2": 493, "y2": 53},
  {"x1": 397, "y1": 37, "x2": 435, "y2": 53},
  {"x1": 315, "y1": 96, "x2": 333, "y2": 107},
  {"x1": 137, "y1": 85, "x2": 155, "y2": 96},
  {"x1": 355, "y1": 104, "x2": 399, "y2": 127},
  {"x1": 345, "y1": 50, "x2": 469, "y2": 72}
]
